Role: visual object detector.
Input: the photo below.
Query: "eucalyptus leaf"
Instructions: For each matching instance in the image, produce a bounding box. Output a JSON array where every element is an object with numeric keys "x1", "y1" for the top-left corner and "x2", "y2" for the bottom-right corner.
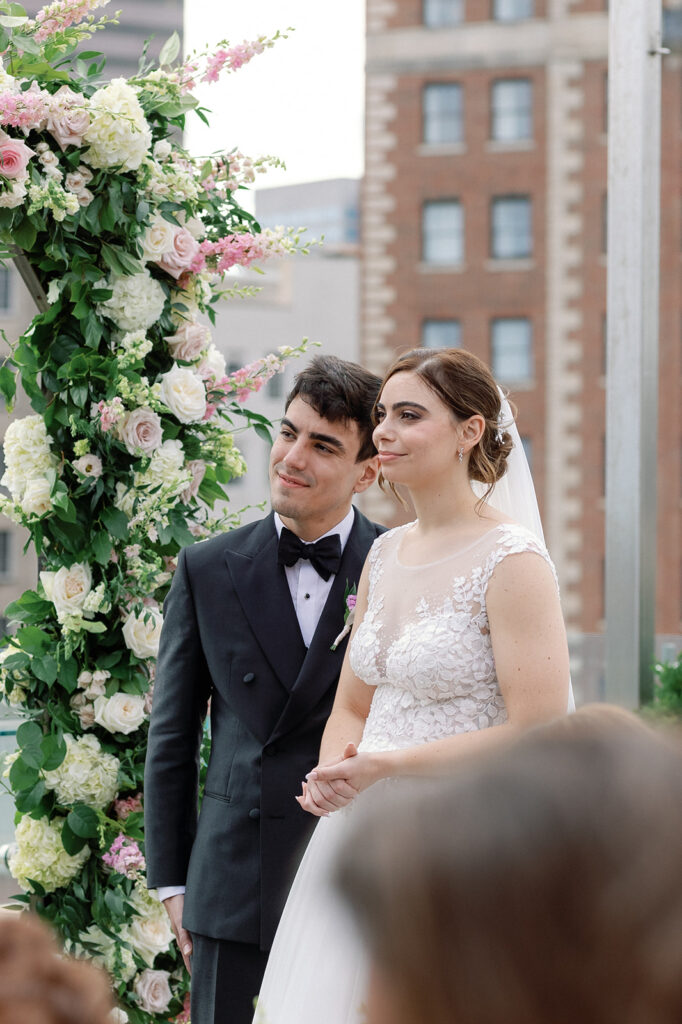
[{"x1": 158, "y1": 30, "x2": 180, "y2": 67}]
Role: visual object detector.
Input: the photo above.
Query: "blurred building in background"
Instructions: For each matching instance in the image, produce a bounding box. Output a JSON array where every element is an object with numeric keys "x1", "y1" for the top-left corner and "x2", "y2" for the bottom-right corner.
[
  {"x1": 210, "y1": 178, "x2": 362, "y2": 523},
  {"x1": 362, "y1": 0, "x2": 682, "y2": 700}
]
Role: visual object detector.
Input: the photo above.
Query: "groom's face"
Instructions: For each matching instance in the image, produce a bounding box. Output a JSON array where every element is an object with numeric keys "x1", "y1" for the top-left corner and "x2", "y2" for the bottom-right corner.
[{"x1": 269, "y1": 396, "x2": 377, "y2": 541}]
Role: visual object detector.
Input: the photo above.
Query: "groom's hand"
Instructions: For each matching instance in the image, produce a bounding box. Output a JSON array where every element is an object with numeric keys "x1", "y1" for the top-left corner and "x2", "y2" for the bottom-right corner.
[{"x1": 163, "y1": 894, "x2": 193, "y2": 973}]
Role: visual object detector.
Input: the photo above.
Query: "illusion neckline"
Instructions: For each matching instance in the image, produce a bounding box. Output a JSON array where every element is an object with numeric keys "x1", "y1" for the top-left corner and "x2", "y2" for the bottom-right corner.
[{"x1": 395, "y1": 521, "x2": 513, "y2": 570}]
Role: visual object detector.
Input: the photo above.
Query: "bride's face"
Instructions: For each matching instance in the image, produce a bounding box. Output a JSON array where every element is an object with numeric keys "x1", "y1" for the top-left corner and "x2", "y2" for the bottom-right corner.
[{"x1": 372, "y1": 371, "x2": 462, "y2": 488}]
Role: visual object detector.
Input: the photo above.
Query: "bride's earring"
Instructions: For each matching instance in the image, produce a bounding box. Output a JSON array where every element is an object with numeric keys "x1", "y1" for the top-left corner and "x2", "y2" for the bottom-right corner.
[{"x1": 458, "y1": 447, "x2": 464, "y2": 464}]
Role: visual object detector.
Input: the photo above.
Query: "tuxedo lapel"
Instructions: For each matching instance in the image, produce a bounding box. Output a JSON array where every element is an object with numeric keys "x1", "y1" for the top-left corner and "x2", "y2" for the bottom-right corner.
[
  {"x1": 224, "y1": 514, "x2": 306, "y2": 692},
  {"x1": 268, "y1": 510, "x2": 377, "y2": 744}
]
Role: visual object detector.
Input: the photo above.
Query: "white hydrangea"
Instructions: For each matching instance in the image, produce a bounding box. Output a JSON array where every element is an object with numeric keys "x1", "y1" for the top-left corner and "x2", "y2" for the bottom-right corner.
[
  {"x1": 83, "y1": 78, "x2": 152, "y2": 172},
  {"x1": 10, "y1": 814, "x2": 91, "y2": 893},
  {"x1": 73, "y1": 923, "x2": 137, "y2": 982},
  {"x1": 97, "y1": 269, "x2": 166, "y2": 332},
  {"x1": 1, "y1": 414, "x2": 58, "y2": 504},
  {"x1": 43, "y1": 733, "x2": 119, "y2": 809}
]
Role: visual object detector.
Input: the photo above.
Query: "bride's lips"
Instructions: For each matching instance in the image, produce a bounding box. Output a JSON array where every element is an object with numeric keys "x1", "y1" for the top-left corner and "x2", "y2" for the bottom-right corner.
[{"x1": 377, "y1": 451, "x2": 403, "y2": 463}]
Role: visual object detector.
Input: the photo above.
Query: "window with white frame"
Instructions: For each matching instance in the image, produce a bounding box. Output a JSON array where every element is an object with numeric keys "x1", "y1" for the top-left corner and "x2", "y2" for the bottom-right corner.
[
  {"x1": 422, "y1": 200, "x2": 464, "y2": 265},
  {"x1": 422, "y1": 319, "x2": 461, "y2": 348},
  {"x1": 493, "y1": 0, "x2": 534, "y2": 22},
  {"x1": 491, "y1": 196, "x2": 532, "y2": 260},
  {"x1": 491, "y1": 318, "x2": 533, "y2": 382},
  {"x1": 423, "y1": 83, "x2": 463, "y2": 145},
  {"x1": 491, "y1": 79, "x2": 533, "y2": 142},
  {"x1": 423, "y1": 0, "x2": 464, "y2": 27}
]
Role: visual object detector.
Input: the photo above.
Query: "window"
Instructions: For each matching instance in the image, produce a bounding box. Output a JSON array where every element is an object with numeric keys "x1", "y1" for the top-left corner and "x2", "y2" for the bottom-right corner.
[
  {"x1": 0, "y1": 531, "x2": 11, "y2": 581},
  {"x1": 422, "y1": 319, "x2": 461, "y2": 348},
  {"x1": 423, "y1": 83, "x2": 463, "y2": 145},
  {"x1": 491, "y1": 318, "x2": 533, "y2": 382},
  {"x1": 422, "y1": 201, "x2": 464, "y2": 265},
  {"x1": 491, "y1": 196, "x2": 532, "y2": 259},
  {"x1": 493, "y1": 0, "x2": 533, "y2": 21},
  {"x1": 0, "y1": 268, "x2": 12, "y2": 313},
  {"x1": 491, "y1": 79, "x2": 533, "y2": 142},
  {"x1": 423, "y1": 0, "x2": 463, "y2": 26}
]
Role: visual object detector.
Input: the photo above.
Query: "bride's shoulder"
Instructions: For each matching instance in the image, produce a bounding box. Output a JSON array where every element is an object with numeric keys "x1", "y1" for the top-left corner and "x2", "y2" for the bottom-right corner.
[
  {"x1": 483, "y1": 521, "x2": 557, "y2": 583},
  {"x1": 368, "y1": 521, "x2": 415, "y2": 559}
]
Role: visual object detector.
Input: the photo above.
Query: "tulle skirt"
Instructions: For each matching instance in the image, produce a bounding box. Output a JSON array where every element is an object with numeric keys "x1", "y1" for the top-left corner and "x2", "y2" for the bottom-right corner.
[{"x1": 252, "y1": 803, "x2": 368, "y2": 1024}]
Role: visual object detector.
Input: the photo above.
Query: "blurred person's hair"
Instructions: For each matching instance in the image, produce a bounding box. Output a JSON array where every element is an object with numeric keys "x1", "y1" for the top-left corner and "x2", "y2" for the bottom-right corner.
[
  {"x1": 285, "y1": 354, "x2": 382, "y2": 462},
  {"x1": 0, "y1": 912, "x2": 114, "y2": 1024},
  {"x1": 335, "y1": 711, "x2": 682, "y2": 1024}
]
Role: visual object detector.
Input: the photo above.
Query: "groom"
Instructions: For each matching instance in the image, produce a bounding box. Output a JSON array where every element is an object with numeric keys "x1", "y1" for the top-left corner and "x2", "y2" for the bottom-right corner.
[{"x1": 144, "y1": 354, "x2": 385, "y2": 1024}]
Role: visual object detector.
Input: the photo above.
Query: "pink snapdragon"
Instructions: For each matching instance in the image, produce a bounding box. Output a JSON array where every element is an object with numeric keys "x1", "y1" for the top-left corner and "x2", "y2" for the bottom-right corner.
[
  {"x1": 113, "y1": 793, "x2": 143, "y2": 820},
  {"x1": 202, "y1": 39, "x2": 265, "y2": 82},
  {"x1": 206, "y1": 354, "x2": 284, "y2": 407},
  {"x1": 192, "y1": 230, "x2": 290, "y2": 275},
  {"x1": 0, "y1": 84, "x2": 50, "y2": 133},
  {"x1": 92, "y1": 396, "x2": 124, "y2": 432},
  {"x1": 102, "y1": 833, "x2": 146, "y2": 877},
  {"x1": 31, "y1": 0, "x2": 111, "y2": 42}
]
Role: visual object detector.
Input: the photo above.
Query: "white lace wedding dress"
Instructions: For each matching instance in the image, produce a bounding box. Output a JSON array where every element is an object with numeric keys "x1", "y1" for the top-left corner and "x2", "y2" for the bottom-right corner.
[{"x1": 253, "y1": 521, "x2": 562, "y2": 1024}]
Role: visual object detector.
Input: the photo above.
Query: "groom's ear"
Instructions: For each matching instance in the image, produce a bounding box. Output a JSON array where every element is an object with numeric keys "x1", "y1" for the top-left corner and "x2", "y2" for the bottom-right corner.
[{"x1": 353, "y1": 455, "x2": 380, "y2": 494}]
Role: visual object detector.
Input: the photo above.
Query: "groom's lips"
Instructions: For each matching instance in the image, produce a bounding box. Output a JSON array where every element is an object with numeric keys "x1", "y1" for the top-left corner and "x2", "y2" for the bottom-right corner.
[{"x1": 277, "y1": 471, "x2": 309, "y2": 488}]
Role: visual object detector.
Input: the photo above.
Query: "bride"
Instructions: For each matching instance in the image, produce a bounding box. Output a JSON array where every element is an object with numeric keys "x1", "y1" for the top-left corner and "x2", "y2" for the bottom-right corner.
[{"x1": 253, "y1": 347, "x2": 572, "y2": 1024}]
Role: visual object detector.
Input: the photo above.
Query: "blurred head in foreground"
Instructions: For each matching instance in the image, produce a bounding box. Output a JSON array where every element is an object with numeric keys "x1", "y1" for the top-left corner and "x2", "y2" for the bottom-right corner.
[
  {"x1": 0, "y1": 911, "x2": 114, "y2": 1024},
  {"x1": 335, "y1": 707, "x2": 682, "y2": 1024}
]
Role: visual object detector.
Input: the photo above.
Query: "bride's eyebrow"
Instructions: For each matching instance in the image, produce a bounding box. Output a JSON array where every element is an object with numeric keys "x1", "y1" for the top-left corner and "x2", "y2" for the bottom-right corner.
[{"x1": 390, "y1": 401, "x2": 429, "y2": 412}]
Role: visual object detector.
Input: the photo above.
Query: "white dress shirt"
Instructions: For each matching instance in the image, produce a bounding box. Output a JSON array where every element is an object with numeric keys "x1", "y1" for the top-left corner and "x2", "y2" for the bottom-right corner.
[{"x1": 157, "y1": 507, "x2": 356, "y2": 903}]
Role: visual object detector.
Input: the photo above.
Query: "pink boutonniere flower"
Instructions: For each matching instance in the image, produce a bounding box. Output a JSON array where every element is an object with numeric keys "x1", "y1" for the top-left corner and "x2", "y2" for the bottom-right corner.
[{"x1": 331, "y1": 582, "x2": 358, "y2": 651}]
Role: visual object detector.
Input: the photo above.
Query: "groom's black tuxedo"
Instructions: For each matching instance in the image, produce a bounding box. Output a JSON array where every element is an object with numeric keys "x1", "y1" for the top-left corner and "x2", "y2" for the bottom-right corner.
[{"x1": 144, "y1": 508, "x2": 384, "y2": 951}]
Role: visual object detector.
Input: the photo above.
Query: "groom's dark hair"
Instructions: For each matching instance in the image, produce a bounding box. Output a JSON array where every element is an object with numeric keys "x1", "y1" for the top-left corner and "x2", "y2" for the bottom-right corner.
[{"x1": 285, "y1": 354, "x2": 381, "y2": 462}]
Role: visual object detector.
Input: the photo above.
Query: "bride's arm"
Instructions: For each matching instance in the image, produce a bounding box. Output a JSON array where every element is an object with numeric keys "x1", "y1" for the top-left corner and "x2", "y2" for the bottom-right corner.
[
  {"x1": 309, "y1": 551, "x2": 569, "y2": 793},
  {"x1": 296, "y1": 559, "x2": 376, "y2": 816}
]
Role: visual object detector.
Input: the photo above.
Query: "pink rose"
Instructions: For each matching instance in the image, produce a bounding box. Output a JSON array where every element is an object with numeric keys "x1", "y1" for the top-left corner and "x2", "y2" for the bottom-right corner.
[
  {"x1": 165, "y1": 322, "x2": 209, "y2": 362},
  {"x1": 46, "y1": 85, "x2": 90, "y2": 150},
  {"x1": 180, "y1": 459, "x2": 207, "y2": 504},
  {"x1": 119, "y1": 407, "x2": 163, "y2": 456},
  {"x1": 157, "y1": 227, "x2": 200, "y2": 279},
  {"x1": 0, "y1": 137, "x2": 34, "y2": 180},
  {"x1": 133, "y1": 969, "x2": 172, "y2": 1014}
]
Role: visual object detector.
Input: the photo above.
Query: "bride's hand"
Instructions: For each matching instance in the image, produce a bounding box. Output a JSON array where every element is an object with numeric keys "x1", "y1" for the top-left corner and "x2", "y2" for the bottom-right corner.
[
  {"x1": 296, "y1": 744, "x2": 360, "y2": 817},
  {"x1": 307, "y1": 743, "x2": 384, "y2": 797}
]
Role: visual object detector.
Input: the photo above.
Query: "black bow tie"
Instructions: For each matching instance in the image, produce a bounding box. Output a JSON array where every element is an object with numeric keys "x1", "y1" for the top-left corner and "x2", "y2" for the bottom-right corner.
[{"x1": 277, "y1": 527, "x2": 342, "y2": 581}]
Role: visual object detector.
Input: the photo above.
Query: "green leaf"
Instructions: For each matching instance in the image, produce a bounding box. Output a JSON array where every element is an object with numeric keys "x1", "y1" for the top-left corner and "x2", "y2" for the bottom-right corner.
[
  {"x1": 135, "y1": 199, "x2": 150, "y2": 224},
  {"x1": 84, "y1": 314, "x2": 102, "y2": 349},
  {"x1": 41, "y1": 733, "x2": 66, "y2": 771},
  {"x1": 57, "y1": 656, "x2": 78, "y2": 694},
  {"x1": 9, "y1": 756, "x2": 40, "y2": 791},
  {"x1": 15, "y1": 779, "x2": 46, "y2": 813},
  {"x1": 254, "y1": 422, "x2": 272, "y2": 444},
  {"x1": 66, "y1": 804, "x2": 99, "y2": 838},
  {"x1": 5, "y1": 591, "x2": 52, "y2": 624},
  {"x1": 0, "y1": 364, "x2": 16, "y2": 408},
  {"x1": 14, "y1": 625, "x2": 51, "y2": 656},
  {"x1": 101, "y1": 506, "x2": 129, "y2": 540},
  {"x1": 91, "y1": 530, "x2": 112, "y2": 566},
  {"x1": 70, "y1": 384, "x2": 88, "y2": 408},
  {"x1": 16, "y1": 721, "x2": 44, "y2": 769},
  {"x1": 12, "y1": 217, "x2": 36, "y2": 251},
  {"x1": 61, "y1": 819, "x2": 87, "y2": 855},
  {"x1": 32, "y1": 654, "x2": 58, "y2": 685},
  {"x1": 104, "y1": 888, "x2": 125, "y2": 916},
  {"x1": 158, "y1": 30, "x2": 180, "y2": 67}
]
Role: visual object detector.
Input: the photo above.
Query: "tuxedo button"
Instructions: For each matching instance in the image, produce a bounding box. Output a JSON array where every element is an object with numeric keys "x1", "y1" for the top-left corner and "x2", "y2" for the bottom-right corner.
[
  {"x1": 248, "y1": 808, "x2": 260, "y2": 820},
  {"x1": 242, "y1": 672, "x2": 255, "y2": 684}
]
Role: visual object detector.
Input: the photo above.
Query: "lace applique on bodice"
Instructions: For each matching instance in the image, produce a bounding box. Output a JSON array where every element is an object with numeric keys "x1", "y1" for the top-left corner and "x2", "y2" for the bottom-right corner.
[{"x1": 350, "y1": 522, "x2": 558, "y2": 753}]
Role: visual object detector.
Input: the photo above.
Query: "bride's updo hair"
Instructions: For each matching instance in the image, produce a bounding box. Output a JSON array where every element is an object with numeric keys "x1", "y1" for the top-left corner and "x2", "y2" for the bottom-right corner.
[{"x1": 377, "y1": 348, "x2": 514, "y2": 489}]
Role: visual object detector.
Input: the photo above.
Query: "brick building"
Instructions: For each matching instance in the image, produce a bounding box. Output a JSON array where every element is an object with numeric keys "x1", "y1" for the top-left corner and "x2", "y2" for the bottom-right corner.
[{"x1": 361, "y1": 0, "x2": 682, "y2": 695}]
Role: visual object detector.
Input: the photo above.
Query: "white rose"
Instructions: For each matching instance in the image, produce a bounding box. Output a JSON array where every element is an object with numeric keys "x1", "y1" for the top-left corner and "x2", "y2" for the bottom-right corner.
[
  {"x1": 133, "y1": 969, "x2": 172, "y2": 1014},
  {"x1": 153, "y1": 139, "x2": 172, "y2": 161},
  {"x1": 20, "y1": 476, "x2": 52, "y2": 516},
  {"x1": 119, "y1": 407, "x2": 163, "y2": 456},
  {"x1": 74, "y1": 925, "x2": 136, "y2": 982},
  {"x1": 165, "y1": 322, "x2": 210, "y2": 362},
  {"x1": 72, "y1": 453, "x2": 102, "y2": 478},
  {"x1": 93, "y1": 692, "x2": 147, "y2": 735},
  {"x1": 122, "y1": 608, "x2": 163, "y2": 659},
  {"x1": 41, "y1": 562, "x2": 92, "y2": 622},
  {"x1": 77, "y1": 187, "x2": 94, "y2": 207},
  {"x1": 97, "y1": 269, "x2": 166, "y2": 333},
  {"x1": 110, "y1": 1011, "x2": 129, "y2": 1024},
  {"x1": 140, "y1": 216, "x2": 174, "y2": 262},
  {"x1": 180, "y1": 459, "x2": 207, "y2": 504},
  {"x1": 159, "y1": 364, "x2": 206, "y2": 423},
  {"x1": 126, "y1": 913, "x2": 174, "y2": 967}
]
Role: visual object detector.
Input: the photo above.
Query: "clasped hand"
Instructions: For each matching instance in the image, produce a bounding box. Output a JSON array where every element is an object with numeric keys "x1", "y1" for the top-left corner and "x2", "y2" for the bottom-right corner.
[{"x1": 296, "y1": 743, "x2": 381, "y2": 817}]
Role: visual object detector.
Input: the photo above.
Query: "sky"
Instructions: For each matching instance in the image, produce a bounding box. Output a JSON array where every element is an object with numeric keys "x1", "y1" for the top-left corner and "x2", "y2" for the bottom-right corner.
[{"x1": 183, "y1": 1, "x2": 366, "y2": 196}]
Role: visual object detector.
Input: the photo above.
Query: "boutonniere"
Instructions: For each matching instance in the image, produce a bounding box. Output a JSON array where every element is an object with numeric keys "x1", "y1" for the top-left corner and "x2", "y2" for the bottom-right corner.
[{"x1": 330, "y1": 581, "x2": 357, "y2": 651}]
